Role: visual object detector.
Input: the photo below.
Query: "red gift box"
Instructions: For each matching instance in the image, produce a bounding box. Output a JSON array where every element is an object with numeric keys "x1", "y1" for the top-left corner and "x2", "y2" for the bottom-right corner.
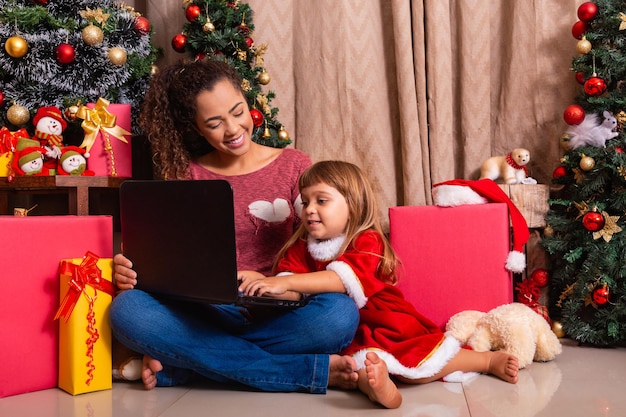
[
  {"x1": 389, "y1": 203, "x2": 513, "y2": 330},
  {"x1": 0, "y1": 215, "x2": 112, "y2": 398},
  {"x1": 79, "y1": 98, "x2": 132, "y2": 178}
]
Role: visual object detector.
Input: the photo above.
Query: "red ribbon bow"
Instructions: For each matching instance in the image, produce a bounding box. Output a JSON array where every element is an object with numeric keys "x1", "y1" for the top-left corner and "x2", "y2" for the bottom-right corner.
[
  {"x1": 54, "y1": 251, "x2": 114, "y2": 323},
  {"x1": 0, "y1": 126, "x2": 29, "y2": 154}
]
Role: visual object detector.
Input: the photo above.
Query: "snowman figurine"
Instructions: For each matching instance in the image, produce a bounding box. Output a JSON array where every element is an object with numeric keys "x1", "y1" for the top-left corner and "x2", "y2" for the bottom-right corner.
[
  {"x1": 12, "y1": 147, "x2": 49, "y2": 176},
  {"x1": 57, "y1": 146, "x2": 94, "y2": 176},
  {"x1": 32, "y1": 106, "x2": 67, "y2": 170}
]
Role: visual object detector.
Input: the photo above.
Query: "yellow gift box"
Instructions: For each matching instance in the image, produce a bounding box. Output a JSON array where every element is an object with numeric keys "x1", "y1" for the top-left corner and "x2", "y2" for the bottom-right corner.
[
  {"x1": 56, "y1": 252, "x2": 114, "y2": 395},
  {"x1": 0, "y1": 152, "x2": 12, "y2": 176}
]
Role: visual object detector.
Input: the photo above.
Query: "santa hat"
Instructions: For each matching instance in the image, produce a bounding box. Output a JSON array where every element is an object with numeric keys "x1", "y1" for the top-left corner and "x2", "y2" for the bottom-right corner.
[
  {"x1": 59, "y1": 145, "x2": 88, "y2": 164},
  {"x1": 33, "y1": 106, "x2": 67, "y2": 131},
  {"x1": 432, "y1": 178, "x2": 530, "y2": 273},
  {"x1": 15, "y1": 137, "x2": 40, "y2": 151}
]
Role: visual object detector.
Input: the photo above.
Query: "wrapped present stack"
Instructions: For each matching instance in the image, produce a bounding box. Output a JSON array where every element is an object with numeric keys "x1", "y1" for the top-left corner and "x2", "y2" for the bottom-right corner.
[{"x1": 0, "y1": 215, "x2": 113, "y2": 398}]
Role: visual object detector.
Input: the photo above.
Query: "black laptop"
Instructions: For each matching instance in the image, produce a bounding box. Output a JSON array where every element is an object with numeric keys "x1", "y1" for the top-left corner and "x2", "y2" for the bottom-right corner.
[{"x1": 119, "y1": 179, "x2": 302, "y2": 308}]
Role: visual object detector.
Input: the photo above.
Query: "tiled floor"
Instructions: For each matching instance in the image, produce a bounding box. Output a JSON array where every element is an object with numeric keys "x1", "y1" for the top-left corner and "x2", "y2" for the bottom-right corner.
[{"x1": 2, "y1": 338, "x2": 625, "y2": 417}]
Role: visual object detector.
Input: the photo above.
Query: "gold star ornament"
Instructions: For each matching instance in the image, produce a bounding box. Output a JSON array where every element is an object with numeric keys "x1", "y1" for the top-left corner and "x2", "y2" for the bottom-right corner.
[{"x1": 593, "y1": 211, "x2": 622, "y2": 242}]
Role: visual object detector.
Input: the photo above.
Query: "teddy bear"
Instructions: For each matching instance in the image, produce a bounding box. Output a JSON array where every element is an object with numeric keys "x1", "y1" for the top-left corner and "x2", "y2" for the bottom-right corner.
[
  {"x1": 445, "y1": 302, "x2": 562, "y2": 369},
  {"x1": 479, "y1": 148, "x2": 531, "y2": 184}
]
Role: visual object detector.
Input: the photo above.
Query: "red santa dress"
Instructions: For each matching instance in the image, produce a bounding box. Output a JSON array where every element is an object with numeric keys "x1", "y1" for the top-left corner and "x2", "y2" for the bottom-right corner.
[{"x1": 275, "y1": 230, "x2": 468, "y2": 381}]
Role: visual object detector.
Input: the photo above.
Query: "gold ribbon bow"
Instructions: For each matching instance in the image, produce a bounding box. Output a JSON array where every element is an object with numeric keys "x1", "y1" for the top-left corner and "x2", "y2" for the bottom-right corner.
[{"x1": 76, "y1": 97, "x2": 130, "y2": 153}]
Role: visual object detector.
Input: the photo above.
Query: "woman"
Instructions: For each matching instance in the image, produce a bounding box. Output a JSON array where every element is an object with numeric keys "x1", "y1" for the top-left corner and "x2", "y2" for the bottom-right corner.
[{"x1": 110, "y1": 59, "x2": 359, "y2": 393}]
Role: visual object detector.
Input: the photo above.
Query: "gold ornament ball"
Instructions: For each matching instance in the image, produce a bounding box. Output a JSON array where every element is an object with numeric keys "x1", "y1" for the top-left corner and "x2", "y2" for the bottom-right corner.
[
  {"x1": 203, "y1": 22, "x2": 216, "y2": 33},
  {"x1": 576, "y1": 38, "x2": 592, "y2": 54},
  {"x1": 257, "y1": 70, "x2": 271, "y2": 85},
  {"x1": 559, "y1": 133, "x2": 571, "y2": 151},
  {"x1": 64, "y1": 105, "x2": 80, "y2": 122},
  {"x1": 7, "y1": 104, "x2": 30, "y2": 126},
  {"x1": 579, "y1": 155, "x2": 595, "y2": 171},
  {"x1": 150, "y1": 64, "x2": 159, "y2": 76},
  {"x1": 82, "y1": 24, "x2": 104, "y2": 46},
  {"x1": 551, "y1": 321, "x2": 565, "y2": 338},
  {"x1": 108, "y1": 47, "x2": 127, "y2": 66},
  {"x1": 278, "y1": 127, "x2": 289, "y2": 141},
  {"x1": 5, "y1": 35, "x2": 28, "y2": 58}
]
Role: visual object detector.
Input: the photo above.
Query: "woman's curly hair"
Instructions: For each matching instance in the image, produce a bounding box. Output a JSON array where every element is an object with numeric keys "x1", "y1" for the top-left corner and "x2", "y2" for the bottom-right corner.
[{"x1": 138, "y1": 59, "x2": 244, "y2": 179}]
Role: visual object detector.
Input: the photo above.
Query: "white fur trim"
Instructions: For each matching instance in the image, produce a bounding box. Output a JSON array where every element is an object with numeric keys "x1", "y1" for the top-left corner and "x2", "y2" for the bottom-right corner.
[
  {"x1": 432, "y1": 185, "x2": 488, "y2": 207},
  {"x1": 351, "y1": 335, "x2": 461, "y2": 380},
  {"x1": 442, "y1": 371, "x2": 480, "y2": 383},
  {"x1": 307, "y1": 235, "x2": 345, "y2": 261},
  {"x1": 327, "y1": 261, "x2": 368, "y2": 308},
  {"x1": 505, "y1": 250, "x2": 526, "y2": 273}
]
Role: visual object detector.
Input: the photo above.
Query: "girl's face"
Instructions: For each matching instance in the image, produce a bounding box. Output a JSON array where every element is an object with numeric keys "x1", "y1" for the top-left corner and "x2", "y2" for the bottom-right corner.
[
  {"x1": 194, "y1": 80, "x2": 254, "y2": 155},
  {"x1": 301, "y1": 182, "x2": 350, "y2": 241}
]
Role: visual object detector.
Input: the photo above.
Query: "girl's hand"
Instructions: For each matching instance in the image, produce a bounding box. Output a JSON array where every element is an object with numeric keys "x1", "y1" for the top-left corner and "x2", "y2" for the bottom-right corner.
[
  {"x1": 114, "y1": 253, "x2": 137, "y2": 290},
  {"x1": 240, "y1": 275, "x2": 290, "y2": 298},
  {"x1": 237, "y1": 270, "x2": 266, "y2": 287}
]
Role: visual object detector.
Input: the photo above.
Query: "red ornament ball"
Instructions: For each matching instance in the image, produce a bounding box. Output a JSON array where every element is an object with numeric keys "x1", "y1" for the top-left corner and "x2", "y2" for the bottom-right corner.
[
  {"x1": 572, "y1": 20, "x2": 587, "y2": 39},
  {"x1": 575, "y1": 72, "x2": 586, "y2": 84},
  {"x1": 616, "y1": 146, "x2": 624, "y2": 153},
  {"x1": 530, "y1": 268, "x2": 549, "y2": 288},
  {"x1": 56, "y1": 43, "x2": 75, "y2": 64},
  {"x1": 564, "y1": 104, "x2": 585, "y2": 125},
  {"x1": 578, "y1": 2, "x2": 599, "y2": 22},
  {"x1": 0, "y1": 90, "x2": 4, "y2": 107},
  {"x1": 185, "y1": 5, "x2": 202, "y2": 22},
  {"x1": 134, "y1": 16, "x2": 151, "y2": 35},
  {"x1": 582, "y1": 211, "x2": 605, "y2": 231},
  {"x1": 238, "y1": 24, "x2": 250, "y2": 35},
  {"x1": 171, "y1": 33, "x2": 187, "y2": 53},
  {"x1": 552, "y1": 165, "x2": 567, "y2": 178},
  {"x1": 250, "y1": 109, "x2": 264, "y2": 127},
  {"x1": 593, "y1": 286, "x2": 610, "y2": 305},
  {"x1": 584, "y1": 77, "x2": 607, "y2": 96},
  {"x1": 31, "y1": 0, "x2": 47, "y2": 4},
  {"x1": 245, "y1": 37, "x2": 254, "y2": 48}
]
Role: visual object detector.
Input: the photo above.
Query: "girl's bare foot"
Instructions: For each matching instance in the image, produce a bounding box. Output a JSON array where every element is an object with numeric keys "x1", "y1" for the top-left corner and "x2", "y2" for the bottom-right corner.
[
  {"x1": 358, "y1": 352, "x2": 402, "y2": 409},
  {"x1": 328, "y1": 354, "x2": 358, "y2": 389},
  {"x1": 141, "y1": 355, "x2": 163, "y2": 390},
  {"x1": 487, "y1": 351, "x2": 519, "y2": 384}
]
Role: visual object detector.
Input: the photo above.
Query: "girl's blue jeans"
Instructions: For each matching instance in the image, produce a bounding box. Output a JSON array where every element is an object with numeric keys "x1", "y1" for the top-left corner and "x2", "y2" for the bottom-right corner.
[{"x1": 109, "y1": 289, "x2": 359, "y2": 393}]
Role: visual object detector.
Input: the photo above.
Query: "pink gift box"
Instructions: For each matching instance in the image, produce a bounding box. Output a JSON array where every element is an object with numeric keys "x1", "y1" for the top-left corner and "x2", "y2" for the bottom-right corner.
[
  {"x1": 84, "y1": 102, "x2": 132, "y2": 178},
  {"x1": 389, "y1": 203, "x2": 513, "y2": 330},
  {"x1": 0, "y1": 216, "x2": 112, "y2": 398}
]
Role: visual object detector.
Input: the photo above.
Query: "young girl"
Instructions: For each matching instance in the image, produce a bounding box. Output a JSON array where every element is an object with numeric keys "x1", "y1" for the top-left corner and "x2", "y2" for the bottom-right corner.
[{"x1": 239, "y1": 160, "x2": 519, "y2": 409}]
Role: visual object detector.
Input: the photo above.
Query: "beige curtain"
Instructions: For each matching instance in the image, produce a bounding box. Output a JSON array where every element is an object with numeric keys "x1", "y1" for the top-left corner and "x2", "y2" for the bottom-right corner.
[{"x1": 144, "y1": 0, "x2": 580, "y2": 229}]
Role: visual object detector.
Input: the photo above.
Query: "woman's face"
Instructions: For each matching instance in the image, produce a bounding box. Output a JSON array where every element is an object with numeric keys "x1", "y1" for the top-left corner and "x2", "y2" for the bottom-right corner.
[{"x1": 194, "y1": 79, "x2": 254, "y2": 155}]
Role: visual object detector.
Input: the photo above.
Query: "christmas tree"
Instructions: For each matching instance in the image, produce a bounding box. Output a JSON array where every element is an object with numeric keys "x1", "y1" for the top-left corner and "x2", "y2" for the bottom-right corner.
[
  {"x1": 0, "y1": 0, "x2": 158, "y2": 140},
  {"x1": 542, "y1": 0, "x2": 626, "y2": 345},
  {"x1": 171, "y1": 0, "x2": 291, "y2": 148}
]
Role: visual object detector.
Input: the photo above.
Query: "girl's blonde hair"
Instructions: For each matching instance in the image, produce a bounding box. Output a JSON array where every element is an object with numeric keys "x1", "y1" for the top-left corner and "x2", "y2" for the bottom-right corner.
[{"x1": 274, "y1": 160, "x2": 400, "y2": 284}]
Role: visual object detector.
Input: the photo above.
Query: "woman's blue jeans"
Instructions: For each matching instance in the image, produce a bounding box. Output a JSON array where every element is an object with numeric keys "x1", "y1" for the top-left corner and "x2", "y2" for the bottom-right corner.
[{"x1": 110, "y1": 290, "x2": 359, "y2": 393}]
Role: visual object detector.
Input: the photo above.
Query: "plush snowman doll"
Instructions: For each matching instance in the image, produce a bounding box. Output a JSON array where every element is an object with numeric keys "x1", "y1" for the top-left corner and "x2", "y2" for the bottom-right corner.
[
  {"x1": 58, "y1": 146, "x2": 94, "y2": 176},
  {"x1": 11, "y1": 146, "x2": 49, "y2": 176},
  {"x1": 32, "y1": 106, "x2": 67, "y2": 169}
]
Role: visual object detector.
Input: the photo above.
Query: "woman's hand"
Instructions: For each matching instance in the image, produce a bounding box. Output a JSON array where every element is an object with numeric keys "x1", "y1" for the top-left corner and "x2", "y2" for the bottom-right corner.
[{"x1": 114, "y1": 253, "x2": 137, "y2": 290}]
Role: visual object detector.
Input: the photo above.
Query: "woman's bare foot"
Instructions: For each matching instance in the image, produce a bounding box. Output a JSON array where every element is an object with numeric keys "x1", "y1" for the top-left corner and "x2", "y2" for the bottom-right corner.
[
  {"x1": 487, "y1": 351, "x2": 519, "y2": 384},
  {"x1": 358, "y1": 352, "x2": 402, "y2": 409},
  {"x1": 141, "y1": 355, "x2": 163, "y2": 390},
  {"x1": 328, "y1": 354, "x2": 359, "y2": 389}
]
